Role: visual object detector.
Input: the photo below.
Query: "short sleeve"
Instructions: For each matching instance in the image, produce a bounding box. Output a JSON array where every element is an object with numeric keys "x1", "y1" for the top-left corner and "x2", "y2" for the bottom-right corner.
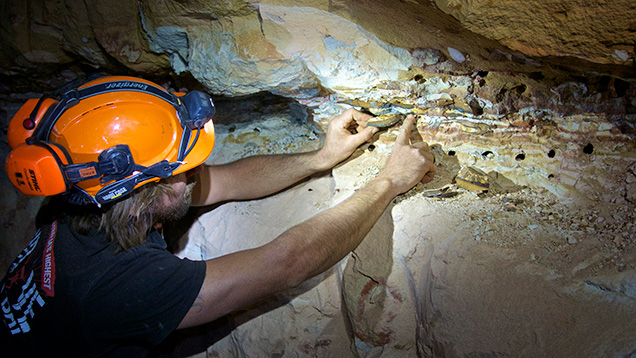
[{"x1": 81, "y1": 245, "x2": 206, "y2": 345}]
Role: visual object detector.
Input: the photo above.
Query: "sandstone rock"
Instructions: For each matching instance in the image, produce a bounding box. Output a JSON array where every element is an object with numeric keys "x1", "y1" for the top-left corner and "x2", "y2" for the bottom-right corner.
[
  {"x1": 4, "y1": 0, "x2": 634, "y2": 92},
  {"x1": 0, "y1": 0, "x2": 170, "y2": 75},
  {"x1": 1, "y1": 1, "x2": 636, "y2": 357},
  {"x1": 432, "y1": 0, "x2": 636, "y2": 65},
  {"x1": 176, "y1": 4, "x2": 413, "y2": 96},
  {"x1": 166, "y1": 99, "x2": 636, "y2": 356}
]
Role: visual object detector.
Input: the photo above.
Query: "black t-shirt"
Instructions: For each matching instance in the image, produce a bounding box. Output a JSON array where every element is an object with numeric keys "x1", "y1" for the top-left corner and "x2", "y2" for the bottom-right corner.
[{"x1": 0, "y1": 217, "x2": 206, "y2": 357}]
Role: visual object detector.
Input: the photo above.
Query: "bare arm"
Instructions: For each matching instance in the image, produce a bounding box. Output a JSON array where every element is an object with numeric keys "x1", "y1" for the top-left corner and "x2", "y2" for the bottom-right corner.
[
  {"x1": 191, "y1": 108, "x2": 378, "y2": 205},
  {"x1": 178, "y1": 115, "x2": 435, "y2": 329}
]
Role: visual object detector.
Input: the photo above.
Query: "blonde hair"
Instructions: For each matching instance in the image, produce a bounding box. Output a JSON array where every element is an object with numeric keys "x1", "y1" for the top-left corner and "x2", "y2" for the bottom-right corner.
[{"x1": 71, "y1": 182, "x2": 178, "y2": 251}]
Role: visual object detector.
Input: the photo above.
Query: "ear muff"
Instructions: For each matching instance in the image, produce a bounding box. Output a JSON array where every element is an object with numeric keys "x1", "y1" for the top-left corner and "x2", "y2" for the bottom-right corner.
[
  {"x1": 6, "y1": 141, "x2": 144, "y2": 199},
  {"x1": 7, "y1": 97, "x2": 59, "y2": 149},
  {"x1": 6, "y1": 141, "x2": 70, "y2": 197}
]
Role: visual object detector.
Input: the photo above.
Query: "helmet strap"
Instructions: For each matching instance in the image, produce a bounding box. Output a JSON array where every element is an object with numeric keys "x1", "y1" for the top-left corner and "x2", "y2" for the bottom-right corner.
[
  {"x1": 33, "y1": 79, "x2": 179, "y2": 142},
  {"x1": 62, "y1": 144, "x2": 140, "y2": 184},
  {"x1": 93, "y1": 160, "x2": 180, "y2": 204}
]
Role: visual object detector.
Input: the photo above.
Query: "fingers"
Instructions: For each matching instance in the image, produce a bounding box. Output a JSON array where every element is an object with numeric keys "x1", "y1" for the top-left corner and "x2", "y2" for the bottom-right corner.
[
  {"x1": 333, "y1": 108, "x2": 372, "y2": 129},
  {"x1": 329, "y1": 108, "x2": 378, "y2": 143},
  {"x1": 412, "y1": 140, "x2": 436, "y2": 184},
  {"x1": 421, "y1": 163, "x2": 436, "y2": 184},
  {"x1": 349, "y1": 108, "x2": 374, "y2": 126},
  {"x1": 412, "y1": 141, "x2": 430, "y2": 151},
  {"x1": 396, "y1": 114, "x2": 416, "y2": 145},
  {"x1": 356, "y1": 125, "x2": 379, "y2": 142}
]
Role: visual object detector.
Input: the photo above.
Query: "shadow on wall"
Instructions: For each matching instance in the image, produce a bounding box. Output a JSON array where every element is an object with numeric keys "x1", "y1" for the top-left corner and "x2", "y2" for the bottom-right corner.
[{"x1": 342, "y1": 207, "x2": 396, "y2": 350}]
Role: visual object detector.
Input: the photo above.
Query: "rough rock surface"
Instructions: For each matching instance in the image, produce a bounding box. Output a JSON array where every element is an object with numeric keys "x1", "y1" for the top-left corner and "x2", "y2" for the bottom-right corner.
[
  {"x1": 135, "y1": 86, "x2": 636, "y2": 357},
  {"x1": 432, "y1": 0, "x2": 636, "y2": 65},
  {"x1": 1, "y1": 1, "x2": 636, "y2": 357},
  {"x1": 156, "y1": 90, "x2": 636, "y2": 357},
  {"x1": 2, "y1": 0, "x2": 635, "y2": 91}
]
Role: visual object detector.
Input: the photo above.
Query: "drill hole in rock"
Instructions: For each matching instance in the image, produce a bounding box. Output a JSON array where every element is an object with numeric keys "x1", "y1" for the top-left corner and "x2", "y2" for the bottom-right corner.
[
  {"x1": 469, "y1": 98, "x2": 484, "y2": 116},
  {"x1": 583, "y1": 143, "x2": 594, "y2": 154},
  {"x1": 515, "y1": 153, "x2": 526, "y2": 161},
  {"x1": 448, "y1": 150, "x2": 456, "y2": 156},
  {"x1": 477, "y1": 70, "x2": 489, "y2": 78},
  {"x1": 547, "y1": 149, "x2": 556, "y2": 158},
  {"x1": 482, "y1": 150, "x2": 494, "y2": 159}
]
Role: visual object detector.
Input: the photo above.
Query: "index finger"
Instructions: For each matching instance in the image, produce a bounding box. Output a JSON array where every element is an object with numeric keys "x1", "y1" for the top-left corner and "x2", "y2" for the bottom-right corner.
[{"x1": 396, "y1": 114, "x2": 416, "y2": 145}]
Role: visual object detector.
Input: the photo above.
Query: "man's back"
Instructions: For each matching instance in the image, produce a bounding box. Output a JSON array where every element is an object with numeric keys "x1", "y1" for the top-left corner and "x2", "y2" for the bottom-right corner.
[{"x1": 1, "y1": 217, "x2": 205, "y2": 357}]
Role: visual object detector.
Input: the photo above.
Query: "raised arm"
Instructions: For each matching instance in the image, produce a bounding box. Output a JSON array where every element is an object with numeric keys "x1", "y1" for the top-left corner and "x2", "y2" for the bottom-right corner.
[
  {"x1": 178, "y1": 114, "x2": 436, "y2": 329},
  {"x1": 191, "y1": 108, "x2": 378, "y2": 206}
]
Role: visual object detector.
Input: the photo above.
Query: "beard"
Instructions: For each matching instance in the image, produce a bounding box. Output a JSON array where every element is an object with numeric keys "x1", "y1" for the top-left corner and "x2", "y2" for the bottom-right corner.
[{"x1": 153, "y1": 182, "x2": 195, "y2": 222}]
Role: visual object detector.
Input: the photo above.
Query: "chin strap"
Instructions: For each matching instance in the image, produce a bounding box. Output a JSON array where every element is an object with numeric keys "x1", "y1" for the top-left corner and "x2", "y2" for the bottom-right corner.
[{"x1": 93, "y1": 160, "x2": 182, "y2": 204}]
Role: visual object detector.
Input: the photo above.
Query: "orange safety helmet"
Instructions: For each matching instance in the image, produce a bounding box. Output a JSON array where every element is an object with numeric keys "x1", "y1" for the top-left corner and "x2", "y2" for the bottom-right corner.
[{"x1": 5, "y1": 76, "x2": 215, "y2": 205}]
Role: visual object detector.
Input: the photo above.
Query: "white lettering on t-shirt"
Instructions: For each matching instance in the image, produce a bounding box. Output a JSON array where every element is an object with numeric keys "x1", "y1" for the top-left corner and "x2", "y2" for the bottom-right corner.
[
  {"x1": 2, "y1": 271, "x2": 45, "y2": 335},
  {"x1": 41, "y1": 221, "x2": 57, "y2": 297},
  {"x1": 42, "y1": 253, "x2": 52, "y2": 290},
  {"x1": 1, "y1": 295, "x2": 19, "y2": 335}
]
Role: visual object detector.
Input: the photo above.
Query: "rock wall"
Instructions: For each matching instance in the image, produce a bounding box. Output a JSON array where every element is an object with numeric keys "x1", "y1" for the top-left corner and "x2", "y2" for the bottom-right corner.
[
  {"x1": 1, "y1": 1, "x2": 636, "y2": 357},
  {"x1": 160, "y1": 95, "x2": 636, "y2": 357}
]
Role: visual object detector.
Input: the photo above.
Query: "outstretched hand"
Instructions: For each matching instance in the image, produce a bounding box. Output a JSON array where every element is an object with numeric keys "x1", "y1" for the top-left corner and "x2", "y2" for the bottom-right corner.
[
  {"x1": 377, "y1": 114, "x2": 436, "y2": 195},
  {"x1": 316, "y1": 108, "x2": 379, "y2": 170}
]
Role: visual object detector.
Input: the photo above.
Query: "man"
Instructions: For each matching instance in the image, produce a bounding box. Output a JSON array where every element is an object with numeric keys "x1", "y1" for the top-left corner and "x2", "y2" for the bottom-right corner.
[{"x1": 1, "y1": 76, "x2": 435, "y2": 357}]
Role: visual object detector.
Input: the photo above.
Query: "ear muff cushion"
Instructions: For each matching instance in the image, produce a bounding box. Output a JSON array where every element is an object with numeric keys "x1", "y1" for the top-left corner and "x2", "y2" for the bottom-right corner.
[{"x1": 5, "y1": 143, "x2": 68, "y2": 196}]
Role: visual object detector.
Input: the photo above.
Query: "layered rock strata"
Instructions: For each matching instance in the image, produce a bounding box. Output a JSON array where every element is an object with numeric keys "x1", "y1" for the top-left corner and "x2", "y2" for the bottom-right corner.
[
  {"x1": 163, "y1": 92, "x2": 636, "y2": 357},
  {"x1": 0, "y1": 1, "x2": 635, "y2": 357}
]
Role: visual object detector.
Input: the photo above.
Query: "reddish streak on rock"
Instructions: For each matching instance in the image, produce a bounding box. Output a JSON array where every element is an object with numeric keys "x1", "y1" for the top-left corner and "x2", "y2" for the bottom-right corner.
[
  {"x1": 387, "y1": 285, "x2": 403, "y2": 303},
  {"x1": 354, "y1": 328, "x2": 393, "y2": 347},
  {"x1": 357, "y1": 280, "x2": 380, "y2": 319}
]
